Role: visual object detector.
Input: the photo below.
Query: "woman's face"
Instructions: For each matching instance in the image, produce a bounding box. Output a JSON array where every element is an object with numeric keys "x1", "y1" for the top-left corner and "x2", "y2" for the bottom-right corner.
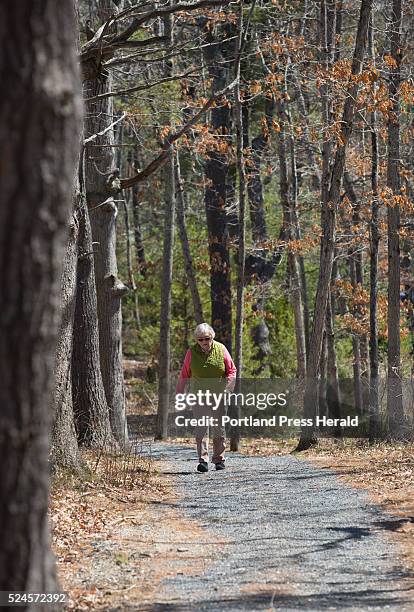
[{"x1": 196, "y1": 335, "x2": 213, "y2": 352}]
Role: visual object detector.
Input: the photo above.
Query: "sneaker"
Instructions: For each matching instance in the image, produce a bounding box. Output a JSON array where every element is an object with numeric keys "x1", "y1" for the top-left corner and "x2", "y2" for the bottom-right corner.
[
  {"x1": 197, "y1": 460, "x2": 209, "y2": 473},
  {"x1": 215, "y1": 461, "x2": 225, "y2": 471}
]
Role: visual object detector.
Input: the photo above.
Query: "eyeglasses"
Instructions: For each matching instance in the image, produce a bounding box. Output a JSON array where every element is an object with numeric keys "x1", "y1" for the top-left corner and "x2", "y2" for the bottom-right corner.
[{"x1": 197, "y1": 337, "x2": 212, "y2": 342}]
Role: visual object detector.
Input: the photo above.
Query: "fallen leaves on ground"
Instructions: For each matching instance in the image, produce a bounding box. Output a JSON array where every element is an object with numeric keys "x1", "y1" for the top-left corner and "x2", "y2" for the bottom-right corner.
[
  {"x1": 239, "y1": 437, "x2": 297, "y2": 456},
  {"x1": 50, "y1": 449, "x2": 167, "y2": 610}
]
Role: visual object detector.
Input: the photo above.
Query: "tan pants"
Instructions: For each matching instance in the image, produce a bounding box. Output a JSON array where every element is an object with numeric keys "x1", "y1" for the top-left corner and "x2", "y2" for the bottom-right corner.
[{"x1": 192, "y1": 403, "x2": 226, "y2": 464}]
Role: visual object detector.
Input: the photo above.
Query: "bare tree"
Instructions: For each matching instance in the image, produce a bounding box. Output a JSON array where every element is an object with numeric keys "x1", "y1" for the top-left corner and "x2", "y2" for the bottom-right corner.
[
  {"x1": 386, "y1": 0, "x2": 405, "y2": 437},
  {"x1": 72, "y1": 193, "x2": 116, "y2": 448},
  {"x1": 204, "y1": 24, "x2": 233, "y2": 350},
  {"x1": 368, "y1": 15, "x2": 380, "y2": 440},
  {"x1": 83, "y1": 0, "x2": 129, "y2": 447},
  {"x1": 296, "y1": 0, "x2": 373, "y2": 451},
  {"x1": 175, "y1": 151, "x2": 204, "y2": 324},
  {"x1": 276, "y1": 98, "x2": 307, "y2": 379},
  {"x1": 156, "y1": 6, "x2": 176, "y2": 440},
  {"x1": 0, "y1": 0, "x2": 81, "y2": 598},
  {"x1": 52, "y1": 197, "x2": 83, "y2": 470}
]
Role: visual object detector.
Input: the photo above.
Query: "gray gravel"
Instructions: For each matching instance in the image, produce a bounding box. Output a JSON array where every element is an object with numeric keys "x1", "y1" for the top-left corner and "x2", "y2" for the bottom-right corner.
[{"x1": 144, "y1": 443, "x2": 414, "y2": 611}]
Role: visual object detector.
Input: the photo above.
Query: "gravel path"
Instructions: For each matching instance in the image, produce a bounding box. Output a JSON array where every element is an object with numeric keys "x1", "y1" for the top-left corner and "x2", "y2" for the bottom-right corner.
[{"x1": 143, "y1": 442, "x2": 413, "y2": 611}]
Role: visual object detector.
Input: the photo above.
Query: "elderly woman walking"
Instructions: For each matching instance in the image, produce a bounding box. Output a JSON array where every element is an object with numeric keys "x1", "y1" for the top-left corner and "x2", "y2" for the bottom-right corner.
[{"x1": 176, "y1": 323, "x2": 236, "y2": 472}]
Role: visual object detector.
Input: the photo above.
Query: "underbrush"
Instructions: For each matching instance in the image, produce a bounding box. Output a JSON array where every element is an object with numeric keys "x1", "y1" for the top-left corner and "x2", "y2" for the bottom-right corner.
[{"x1": 50, "y1": 441, "x2": 166, "y2": 610}]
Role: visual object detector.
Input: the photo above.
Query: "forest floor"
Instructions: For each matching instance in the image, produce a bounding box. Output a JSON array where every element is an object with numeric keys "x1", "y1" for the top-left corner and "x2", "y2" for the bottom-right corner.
[
  {"x1": 50, "y1": 362, "x2": 414, "y2": 610},
  {"x1": 52, "y1": 440, "x2": 414, "y2": 611}
]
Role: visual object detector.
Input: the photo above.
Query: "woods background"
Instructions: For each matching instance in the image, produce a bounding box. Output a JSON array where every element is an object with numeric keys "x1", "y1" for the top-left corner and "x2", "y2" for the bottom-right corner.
[
  {"x1": 2, "y1": 0, "x2": 414, "y2": 602},
  {"x1": 56, "y1": 0, "x2": 414, "y2": 458},
  {"x1": 64, "y1": 0, "x2": 414, "y2": 453}
]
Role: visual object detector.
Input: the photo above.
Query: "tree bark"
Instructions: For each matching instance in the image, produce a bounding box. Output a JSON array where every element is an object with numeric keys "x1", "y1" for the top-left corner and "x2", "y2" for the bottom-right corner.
[
  {"x1": 349, "y1": 254, "x2": 364, "y2": 415},
  {"x1": 386, "y1": 0, "x2": 404, "y2": 437},
  {"x1": 204, "y1": 29, "x2": 232, "y2": 350},
  {"x1": 175, "y1": 151, "x2": 204, "y2": 324},
  {"x1": 369, "y1": 15, "x2": 380, "y2": 440},
  {"x1": 287, "y1": 97, "x2": 307, "y2": 375},
  {"x1": 72, "y1": 194, "x2": 116, "y2": 448},
  {"x1": 344, "y1": 171, "x2": 369, "y2": 412},
  {"x1": 83, "y1": 0, "x2": 129, "y2": 447},
  {"x1": 0, "y1": 0, "x2": 81, "y2": 598},
  {"x1": 276, "y1": 99, "x2": 306, "y2": 379},
  {"x1": 285, "y1": 80, "x2": 311, "y2": 354},
  {"x1": 130, "y1": 148, "x2": 147, "y2": 277},
  {"x1": 296, "y1": 0, "x2": 373, "y2": 451},
  {"x1": 319, "y1": 331, "x2": 328, "y2": 418},
  {"x1": 326, "y1": 283, "x2": 342, "y2": 437},
  {"x1": 52, "y1": 201, "x2": 83, "y2": 471},
  {"x1": 87, "y1": 191, "x2": 129, "y2": 445},
  {"x1": 122, "y1": 197, "x2": 141, "y2": 330},
  {"x1": 156, "y1": 148, "x2": 175, "y2": 440},
  {"x1": 292, "y1": 72, "x2": 321, "y2": 191},
  {"x1": 247, "y1": 97, "x2": 273, "y2": 243},
  {"x1": 245, "y1": 99, "x2": 273, "y2": 371},
  {"x1": 298, "y1": 0, "x2": 336, "y2": 448},
  {"x1": 232, "y1": 1, "x2": 248, "y2": 452},
  {"x1": 156, "y1": 7, "x2": 175, "y2": 440}
]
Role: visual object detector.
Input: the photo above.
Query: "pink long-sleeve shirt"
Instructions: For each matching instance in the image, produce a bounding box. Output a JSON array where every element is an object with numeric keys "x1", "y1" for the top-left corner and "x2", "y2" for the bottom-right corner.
[{"x1": 176, "y1": 343, "x2": 237, "y2": 394}]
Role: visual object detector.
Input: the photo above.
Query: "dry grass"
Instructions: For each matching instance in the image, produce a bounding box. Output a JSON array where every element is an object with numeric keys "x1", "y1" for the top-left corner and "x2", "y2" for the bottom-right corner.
[
  {"x1": 51, "y1": 447, "x2": 229, "y2": 610},
  {"x1": 238, "y1": 437, "x2": 298, "y2": 456},
  {"x1": 51, "y1": 447, "x2": 166, "y2": 610}
]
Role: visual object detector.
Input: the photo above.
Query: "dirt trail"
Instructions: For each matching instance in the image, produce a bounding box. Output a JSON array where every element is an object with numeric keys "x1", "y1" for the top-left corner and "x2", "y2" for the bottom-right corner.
[
  {"x1": 131, "y1": 443, "x2": 414, "y2": 611},
  {"x1": 63, "y1": 442, "x2": 414, "y2": 611}
]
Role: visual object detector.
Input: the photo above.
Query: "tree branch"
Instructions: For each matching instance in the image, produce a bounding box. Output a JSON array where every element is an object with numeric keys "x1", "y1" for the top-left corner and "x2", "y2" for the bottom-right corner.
[
  {"x1": 85, "y1": 70, "x2": 197, "y2": 102},
  {"x1": 108, "y1": 35, "x2": 168, "y2": 50},
  {"x1": 84, "y1": 112, "x2": 127, "y2": 144},
  {"x1": 104, "y1": 37, "x2": 194, "y2": 68},
  {"x1": 81, "y1": 0, "x2": 232, "y2": 64},
  {"x1": 120, "y1": 76, "x2": 239, "y2": 188},
  {"x1": 110, "y1": 0, "x2": 233, "y2": 42}
]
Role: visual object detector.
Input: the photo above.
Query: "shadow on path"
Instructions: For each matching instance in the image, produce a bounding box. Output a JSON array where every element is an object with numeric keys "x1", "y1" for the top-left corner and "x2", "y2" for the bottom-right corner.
[{"x1": 135, "y1": 441, "x2": 414, "y2": 611}]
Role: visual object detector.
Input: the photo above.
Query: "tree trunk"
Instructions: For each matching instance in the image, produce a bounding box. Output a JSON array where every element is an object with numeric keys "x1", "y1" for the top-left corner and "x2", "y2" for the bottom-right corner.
[
  {"x1": 204, "y1": 31, "x2": 232, "y2": 350},
  {"x1": 369, "y1": 15, "x2": 380, "y2": 440},
  {"x1": 130, "y1": 148, "x2": 147, "y2": 277},
  {"x1": 286, "y1": 89, "x2": 311, "y2": 355},
  {"x1": 175, "y1": 151, "x2": 204, "y2": 324},
  {"x1": 292, "y1": 72, "x2": 321, "y2": 191},
  {"x1": 386, "y1": 0, "x2": 404, "y2": 437},
  {"x1": 289, "y1": 252, "x2": 307, "y2": 379},
  {"x1": 87, "y1": 191, "x2": 129, "y2": 445},
  {"x1": 245, "y1": 98, "x2": 273, "y2": 371},
  {"x1": 155, "y1": 147, "x2": 175, "y2": 440},
  {"x1": 156, "y1": 6, "x2": 175, "y2": 440},
  {"x1": 122, "y1": 197, "x2": 141, "y2": 330},
  {"x1": 247, "y1": 97, "x2": 273, "y2": 243},
  {"x1": 52, "y1": 201, "x2": 83, "y2": 471},
  {"x1": 349, "y1": 255, "x2": 364, "y2": 415},
  {"x1": 72, "y1": 194, "x2": 116, "y2": 448},
  {"x1": 287, "y1": 99, "x2": 307, "y2": 376},
  {"x1": 344, "y1": 171, "x2": 369, "y2": 411},
  {"x1": 83, "y1": 1, "x2": 129, "y2": 447},
  {"x1": 232, "y1": 2, "x2": 247, "y2": 452},
  {"x1": 298, "y1": 0, "x2": 336, "y2": 447},
  {"x1": 296, "y1": 0, "x2": 373, "y2": 451},
  {"x1": 276, "y1": 99, "x2": 306, "y2": 378},
  {"x1": 326, "y1": 288, "x2": 342, "y2": 438},
  {"x1": 319, "y1": 332, "x2": 328, "y2": 418},
  {"x1": 0, "y1": 0, "x2": 81, "y2": 598}
]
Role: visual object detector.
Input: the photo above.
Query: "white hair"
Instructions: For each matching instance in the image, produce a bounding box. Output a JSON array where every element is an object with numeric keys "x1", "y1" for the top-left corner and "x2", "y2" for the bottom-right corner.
[{"x1": 194, "y1": 323, "x2": 215, "y2": 339}]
